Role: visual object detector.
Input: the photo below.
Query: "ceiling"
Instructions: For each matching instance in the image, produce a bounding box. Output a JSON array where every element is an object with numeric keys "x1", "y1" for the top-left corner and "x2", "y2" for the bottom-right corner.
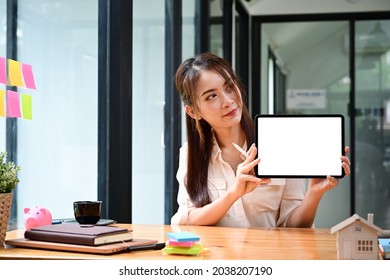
[
  {"x1": 265, "y1": 21, "x2": 390, "y2": 90},
  {"x1": 212, "y1": 0, "x2": 390, "y2": 88},
  {"x1": 238, "y1": 0, "x2": 390, "y2": 15}
]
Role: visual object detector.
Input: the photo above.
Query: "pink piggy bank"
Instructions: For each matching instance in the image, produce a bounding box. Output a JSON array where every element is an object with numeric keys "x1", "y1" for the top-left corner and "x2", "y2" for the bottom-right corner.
[{"x1": 24, "y1": 206, "x2": 53, "y2": 230}]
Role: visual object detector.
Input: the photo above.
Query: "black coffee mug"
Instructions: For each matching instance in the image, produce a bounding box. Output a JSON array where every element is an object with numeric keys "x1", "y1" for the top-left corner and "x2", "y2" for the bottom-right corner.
[{"x1": 73, "y1": 201, "x2": 102, "y2": 224}]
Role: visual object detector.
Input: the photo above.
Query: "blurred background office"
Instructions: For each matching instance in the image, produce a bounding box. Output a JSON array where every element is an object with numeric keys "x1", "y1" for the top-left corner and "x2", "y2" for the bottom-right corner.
[{"x1": 1, "y1": 0, "x2": 389, "y2": 230}]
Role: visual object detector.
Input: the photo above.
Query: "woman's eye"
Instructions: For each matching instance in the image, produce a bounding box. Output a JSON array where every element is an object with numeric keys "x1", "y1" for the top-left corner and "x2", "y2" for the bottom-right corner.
[{"x1": 205, "y1": 93, "x2": 217, "y2": 100}]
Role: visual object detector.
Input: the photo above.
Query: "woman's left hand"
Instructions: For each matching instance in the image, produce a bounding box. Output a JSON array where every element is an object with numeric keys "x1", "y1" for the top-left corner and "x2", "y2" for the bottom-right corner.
[{"x1": 308, "y1": 146, "x2": 351, "y2": 195}]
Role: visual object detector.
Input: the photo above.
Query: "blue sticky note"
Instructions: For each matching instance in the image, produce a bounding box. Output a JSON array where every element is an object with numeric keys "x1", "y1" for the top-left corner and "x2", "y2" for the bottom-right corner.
[{"x1": 167, "y1": 232, "x2": 200, "y2": 242}]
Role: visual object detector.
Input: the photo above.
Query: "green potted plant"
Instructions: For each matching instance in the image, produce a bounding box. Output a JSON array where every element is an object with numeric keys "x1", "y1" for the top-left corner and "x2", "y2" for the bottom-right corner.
[{"x1": 0, "y1": 151, "x2": 21, "y2": 247}]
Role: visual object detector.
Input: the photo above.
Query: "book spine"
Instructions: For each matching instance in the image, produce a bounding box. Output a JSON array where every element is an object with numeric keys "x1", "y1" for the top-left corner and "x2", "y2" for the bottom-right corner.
[{"x1": 25, "y1": 230, "x2": 96, "y2": 246}]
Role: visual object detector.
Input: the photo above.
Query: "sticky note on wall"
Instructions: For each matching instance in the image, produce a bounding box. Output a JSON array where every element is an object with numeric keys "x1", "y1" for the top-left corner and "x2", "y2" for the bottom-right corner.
[
  {"x1": 0, "y1": 57, "x2": 37, "y2": 120},
  {"x1": 22, "y1": 63, "x2": 36, "y2": 89},
  {"x1": 6, "y1": 90, "x2": 21, "y2": 118},
  {"x1": 0, "y1": 90, "x2": 5, "y2": 116},
  {"x1": 21, "y1": 93, "x2": 32, "y2": 120},
  {"x1": 0, "y1": 57, "x2": 7, "y2": 85},
  {"x1": 8, "y1": 59, "x2": 25, "y2": 87}
]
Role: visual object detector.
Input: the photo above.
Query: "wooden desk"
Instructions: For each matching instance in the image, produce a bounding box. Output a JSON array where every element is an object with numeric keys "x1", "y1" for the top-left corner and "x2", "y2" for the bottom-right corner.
[{"x1": 1, "y1": 224, "x2": 337, "y2": 260}]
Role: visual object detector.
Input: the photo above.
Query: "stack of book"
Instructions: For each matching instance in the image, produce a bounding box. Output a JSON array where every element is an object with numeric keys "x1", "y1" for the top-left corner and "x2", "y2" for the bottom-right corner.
[
  {"x1": 162, "y1": 231, "x2": 204, "y2": 256},
  {"x1": 24, "y1": 223, "x2": 133, "y2": 246}
]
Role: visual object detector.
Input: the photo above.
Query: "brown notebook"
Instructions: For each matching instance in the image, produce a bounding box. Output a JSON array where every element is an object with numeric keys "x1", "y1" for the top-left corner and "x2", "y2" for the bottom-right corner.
[
  {"x1": 24, "y1": 223, "x2": 133, "y2": 246},
  {"x1": 5, "y1": 238, "x2": 158, "y2": 255}
]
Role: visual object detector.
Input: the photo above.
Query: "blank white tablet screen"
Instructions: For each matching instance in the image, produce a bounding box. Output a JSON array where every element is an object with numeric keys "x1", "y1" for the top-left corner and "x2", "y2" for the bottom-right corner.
[{"x1": 255, "y1": 115, "x2": 344, "y2": 178}]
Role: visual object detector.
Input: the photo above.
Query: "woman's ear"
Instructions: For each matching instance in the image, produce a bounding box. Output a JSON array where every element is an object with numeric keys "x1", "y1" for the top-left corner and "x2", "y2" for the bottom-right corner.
[{"x1": 185, "y1": 105, "x2": 201, "y2": 120}]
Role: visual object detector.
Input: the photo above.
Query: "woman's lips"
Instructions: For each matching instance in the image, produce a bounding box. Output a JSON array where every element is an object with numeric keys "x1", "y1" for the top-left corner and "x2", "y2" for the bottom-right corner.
[{"x1": 224, "y1": 108, "x2": 237, "y2": 117}]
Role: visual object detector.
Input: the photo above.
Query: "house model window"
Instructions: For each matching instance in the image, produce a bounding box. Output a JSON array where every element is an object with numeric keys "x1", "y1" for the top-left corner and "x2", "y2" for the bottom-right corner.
[
  {"x1": 354, "y1": 225, "x2": 362, "y2": 231},
  {"x1": 357, "y1": 239, "x2": 374, "y2": 253}
]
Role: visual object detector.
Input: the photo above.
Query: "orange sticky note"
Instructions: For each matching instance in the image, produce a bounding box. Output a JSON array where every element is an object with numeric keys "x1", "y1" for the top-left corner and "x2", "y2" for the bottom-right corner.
[
  {"x1": 6, "y1": 90, "x2": 21, "y2": 118},
  {"x1": 8, "y1": 59, "x2": 25, "y2": 87},
  {"x1": 21, "y1": 93, "x2": 32, "y2": 120},
  {"x1": 0, "y1": 57, "x2": 7, "y2": 85},
  {"x1": 22, "y1": 63, "x2": 36, "y2": 89},
  {"x1": 0, "y1": 90, "x2": 5, "y2": 117}
]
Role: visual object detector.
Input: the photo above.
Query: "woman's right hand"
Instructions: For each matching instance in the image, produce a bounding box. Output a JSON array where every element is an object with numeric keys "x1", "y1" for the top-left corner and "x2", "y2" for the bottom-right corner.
[{"x1": 230, "y1": 144, "x2": 270, "y2": 198}]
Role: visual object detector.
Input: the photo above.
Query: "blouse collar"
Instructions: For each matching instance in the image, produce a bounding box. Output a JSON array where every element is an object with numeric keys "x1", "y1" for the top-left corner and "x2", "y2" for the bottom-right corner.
[{"x1": 210, "y1": 131, "x2": 248, "y2": 162}]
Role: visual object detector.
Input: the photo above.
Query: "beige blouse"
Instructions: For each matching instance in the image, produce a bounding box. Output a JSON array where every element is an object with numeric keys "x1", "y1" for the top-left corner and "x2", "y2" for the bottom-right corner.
[{"x1": 171, "y1": 139, "x2": 308, "y2": 228}]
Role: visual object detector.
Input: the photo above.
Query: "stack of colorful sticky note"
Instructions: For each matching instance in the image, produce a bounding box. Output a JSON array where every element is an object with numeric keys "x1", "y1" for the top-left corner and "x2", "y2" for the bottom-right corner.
[{"x1": 163, "y1": 232, "x2": 203, "y2": 256}]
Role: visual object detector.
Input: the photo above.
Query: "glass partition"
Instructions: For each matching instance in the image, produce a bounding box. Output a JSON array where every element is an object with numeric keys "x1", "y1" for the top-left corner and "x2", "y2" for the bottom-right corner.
[
  {"x1": 132, "y1": 0, "x2": 165, "y2": 224},
  {"x1": 262, "y1": 21, "x2": 351, "y2": 227},
  {"x1": 181, "y1": 1, "x2": 196, "y2": 142},
  {"x1": 0, "y1": 0, "x2": 6, "y2": 152},
  {"x1": 355, "y1": 20, "x2": 390, "y2": 229},
  {"x1": 15, "y1": 0, "x2": 98, "y2": 228}
]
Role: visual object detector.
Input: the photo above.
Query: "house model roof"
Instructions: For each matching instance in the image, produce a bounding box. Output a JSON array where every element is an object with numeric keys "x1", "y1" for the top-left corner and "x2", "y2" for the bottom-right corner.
[{"x1": 330, "y1": 213, "x2": 383, "y2": 235}]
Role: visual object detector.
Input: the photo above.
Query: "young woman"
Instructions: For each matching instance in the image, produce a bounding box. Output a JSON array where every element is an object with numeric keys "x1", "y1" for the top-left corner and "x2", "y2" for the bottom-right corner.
[{"x1": 171, "y1": 52, "x2": 351, "y2": 228}]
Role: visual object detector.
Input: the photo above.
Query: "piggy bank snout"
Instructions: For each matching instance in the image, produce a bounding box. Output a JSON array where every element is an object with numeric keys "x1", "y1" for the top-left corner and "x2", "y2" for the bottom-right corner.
[
  {"x1": 25, "y1": 216, "x2": 37, "y2": 226},
  {"x1": 23, "y1": 206, "x2": 53, "y2": 230}
]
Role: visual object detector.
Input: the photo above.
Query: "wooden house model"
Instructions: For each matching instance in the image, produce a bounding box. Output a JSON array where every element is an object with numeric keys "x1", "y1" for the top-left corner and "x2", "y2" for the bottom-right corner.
[{"x1": 330, "y1": 214, "x2": 383, "y2": 260}]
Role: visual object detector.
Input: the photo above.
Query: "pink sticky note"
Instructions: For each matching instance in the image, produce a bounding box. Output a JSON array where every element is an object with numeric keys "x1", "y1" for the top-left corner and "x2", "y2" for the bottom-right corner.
[
  {"x1": 0, "y1": 57, "x2": 7, "y2": 85},
  {"x1": 22, "y1": 63, "x2": 36, "y2": 89},
  {"x1": 6, "y1": 90, "x2": 21, "y2": 118},
  {"x1": 166, "y1": 240, "x2": 196, "y2": 247}
]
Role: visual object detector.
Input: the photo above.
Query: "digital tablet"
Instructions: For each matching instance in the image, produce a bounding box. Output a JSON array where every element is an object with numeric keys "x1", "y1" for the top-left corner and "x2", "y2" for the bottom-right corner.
[{"x1": 254, "y1": 114, "x2": 345, "y2": 178}]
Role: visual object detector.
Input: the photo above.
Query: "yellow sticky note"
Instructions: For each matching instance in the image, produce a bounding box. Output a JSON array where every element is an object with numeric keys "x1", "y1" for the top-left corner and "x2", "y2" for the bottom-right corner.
[
  {"x1": 21, "y1": 93, "x2": 32, "y2": 120},
  {"x1": 8, "y1": 59, "x2": 25, "y2": 87},
  {"x1": 0, "y1": 90, "x2": 5, "y2": 117}
]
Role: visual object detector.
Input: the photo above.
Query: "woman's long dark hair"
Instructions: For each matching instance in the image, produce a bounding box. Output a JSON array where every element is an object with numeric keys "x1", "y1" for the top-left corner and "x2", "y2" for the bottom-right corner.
[{"x1": 175, "y1": 53, "x2": 254, "y2": 207}]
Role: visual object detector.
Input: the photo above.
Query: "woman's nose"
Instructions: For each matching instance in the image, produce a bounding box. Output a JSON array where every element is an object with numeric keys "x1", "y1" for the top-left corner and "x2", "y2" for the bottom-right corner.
[{"x1": 222, "y1": 93, "x2": 234, "y2": 107}]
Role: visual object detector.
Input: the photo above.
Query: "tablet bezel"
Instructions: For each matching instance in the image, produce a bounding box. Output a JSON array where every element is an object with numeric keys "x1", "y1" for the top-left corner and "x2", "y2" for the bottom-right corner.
[{"x1": 254, "y1": 114, "x2": 345, "y2": 178}]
